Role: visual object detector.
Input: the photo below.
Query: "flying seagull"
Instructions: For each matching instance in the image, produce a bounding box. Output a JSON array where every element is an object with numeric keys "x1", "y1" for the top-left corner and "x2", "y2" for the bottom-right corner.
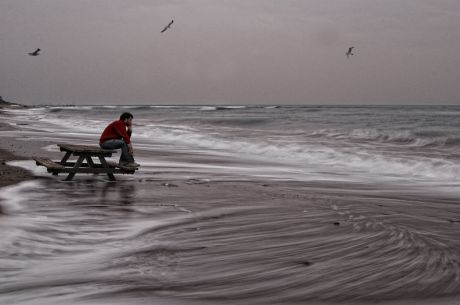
[
  {"x1": 161, "y1": 20, "x2": 174, "y2": 33},
  {"x1": 28, "y1": 48, "x2": 41, "y2": 56},
  {"x1": 346, "y1": 46, "x2": 354, "y2": 58}
]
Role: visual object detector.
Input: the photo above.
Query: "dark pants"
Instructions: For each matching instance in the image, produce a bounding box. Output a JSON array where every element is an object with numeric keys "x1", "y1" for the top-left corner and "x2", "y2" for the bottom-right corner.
[{"x1": 100, "y1": 139, "x2": 134, "y2": 163}]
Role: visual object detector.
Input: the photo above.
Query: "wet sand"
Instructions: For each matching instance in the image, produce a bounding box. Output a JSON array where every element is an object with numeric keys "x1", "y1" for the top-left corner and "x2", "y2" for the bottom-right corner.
[
  {"x1": 0, "y1": 148, "x2": 35, "y2": 188},
  {"x1": 0, "y1": 121, "x2": 36, "y2": 188},
  {"x1": 2, "y1": 169, "x2": 460, "y2": 304}
]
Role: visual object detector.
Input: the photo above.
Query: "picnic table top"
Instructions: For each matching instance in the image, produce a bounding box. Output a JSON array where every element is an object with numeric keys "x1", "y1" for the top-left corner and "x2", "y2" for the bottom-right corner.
[{"x1": 57, "y1": 143, "x2": 116, "y2": 154}]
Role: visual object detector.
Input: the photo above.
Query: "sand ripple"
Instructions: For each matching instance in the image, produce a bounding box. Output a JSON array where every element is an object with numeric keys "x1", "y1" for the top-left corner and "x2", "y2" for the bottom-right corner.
[
  {"x1": 1, "y1": 180, "x2": 460, "y2": 304},
  {"x1": 116, "y1": 194, "x2": 460, "y2": 303}
]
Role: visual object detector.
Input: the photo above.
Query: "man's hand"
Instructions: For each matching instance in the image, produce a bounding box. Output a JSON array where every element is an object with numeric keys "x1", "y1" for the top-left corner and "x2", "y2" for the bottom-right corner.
[{"x1": 128, "y1": 143, "x2": 134, "y2": 156}]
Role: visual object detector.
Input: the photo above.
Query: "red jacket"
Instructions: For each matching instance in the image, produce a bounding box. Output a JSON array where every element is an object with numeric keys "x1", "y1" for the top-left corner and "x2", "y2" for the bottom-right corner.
[{"x1": 99, "y1": 120, "x2": 131, "y2": 144}]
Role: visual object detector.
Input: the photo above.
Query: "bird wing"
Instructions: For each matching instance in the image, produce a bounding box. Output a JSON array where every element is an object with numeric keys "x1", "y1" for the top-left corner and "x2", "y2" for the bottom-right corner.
[
  {"x1": 28, "y1": 48, "x2": 40, "y2": 56},
  {"x1": 161, "y1": 20, "x2": 174, "y2": 32}
]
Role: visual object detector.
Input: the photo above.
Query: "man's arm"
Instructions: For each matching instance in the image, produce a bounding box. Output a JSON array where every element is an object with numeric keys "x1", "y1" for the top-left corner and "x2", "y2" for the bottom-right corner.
[
  {"x1": 113, "y1": 121, "x2": 131, "y2": 144},
  {"x1": 126, "y1": 121, "x2": 132, "y2": 138},
  {"x1": 126, "y1": 122, "x2": 133, "y2": 155}
]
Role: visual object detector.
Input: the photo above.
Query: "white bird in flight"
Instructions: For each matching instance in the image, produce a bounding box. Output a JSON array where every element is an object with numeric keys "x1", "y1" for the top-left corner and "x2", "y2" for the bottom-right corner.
[
  {"x1": 346, "y1": 46, "x2": 355, "y2": 58},
  {"x1": 161, "y1": 20, "x2": 174, "y2": 33},
  {"x1": 28, "y1": 48, "x2": 41, "y2": 56}
]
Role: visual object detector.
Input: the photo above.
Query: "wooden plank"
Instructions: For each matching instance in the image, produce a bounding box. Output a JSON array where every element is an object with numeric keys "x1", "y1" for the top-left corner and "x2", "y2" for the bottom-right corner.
[
  {"x1": 59, "y1": 162, "x2": 117, "y2": 168},
  {"x1": 34, "y1": 158, "x2": 134, "y2": 173},
  {"x1": 53, "y1": 168, "x2": 135, "y2": 174},
  {"x1": 72, "y1": 151, "x2": 113, "y2": 157},
  {"x1": 34, "y1": 157, "x2": 65, "y2": 170},
  {"x1": 57, "y1": 144, "x2": 116, "y2": 155},
  {"x1": 60, "y1": 161, "x2": 139, "y2": 171}
]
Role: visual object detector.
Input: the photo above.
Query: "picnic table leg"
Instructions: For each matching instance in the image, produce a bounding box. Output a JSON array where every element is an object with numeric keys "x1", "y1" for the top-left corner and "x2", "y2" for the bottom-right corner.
[
  {"x1": 65, "y1": 155, "x2": 84, "y2": 181},
  {"x1": 85, "y1": 156, "x2": 96, "y2": 167},
  {"x1": 59, "y1": 151, "x2": 72, "y2": 166},
  {"x1": 98, "y1": 156, "x2": 116, "y2": 181},
  {"x1": 85, "y1": 156, "x2": 99, "y2": 176}
]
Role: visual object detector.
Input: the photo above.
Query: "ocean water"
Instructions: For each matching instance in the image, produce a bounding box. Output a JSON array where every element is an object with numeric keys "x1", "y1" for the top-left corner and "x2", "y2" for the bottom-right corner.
[
  {"x1": 4, "y1": 105, "x2": 460, "y2": 186},
  {"x1": 1, "y1": 105, "x2": 460, "y2": 305}
]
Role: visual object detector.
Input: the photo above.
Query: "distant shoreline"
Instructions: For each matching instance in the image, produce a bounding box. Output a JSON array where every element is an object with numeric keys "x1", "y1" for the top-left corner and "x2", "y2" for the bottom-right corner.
[{"x1": 0, "y1": 96, "x2": 28, "y2": 109}]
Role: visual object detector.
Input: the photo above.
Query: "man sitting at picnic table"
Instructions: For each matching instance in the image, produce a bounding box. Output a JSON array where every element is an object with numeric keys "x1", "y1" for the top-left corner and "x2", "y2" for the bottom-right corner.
[{"x1": 99, "y1": 112, "x2": 140, "y2": 168}]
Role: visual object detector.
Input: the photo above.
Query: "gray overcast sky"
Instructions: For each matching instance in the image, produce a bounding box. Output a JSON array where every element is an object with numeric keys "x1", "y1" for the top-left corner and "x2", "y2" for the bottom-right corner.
[{"x1": 1, "y1": 0, "x2": 459, "y2": 105}]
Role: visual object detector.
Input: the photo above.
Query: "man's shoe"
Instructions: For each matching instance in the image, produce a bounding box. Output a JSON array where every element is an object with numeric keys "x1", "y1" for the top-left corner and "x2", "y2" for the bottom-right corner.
[{"x1": 119, "y1": 161, "x2": 140, "y2": 168}]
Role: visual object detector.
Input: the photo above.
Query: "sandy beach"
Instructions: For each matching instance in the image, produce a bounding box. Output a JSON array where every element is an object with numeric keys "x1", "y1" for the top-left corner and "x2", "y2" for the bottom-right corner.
[
  {"x1": 0, "y1": 147, "x2": 35, "y2": 188},
  {"x1": 1, "y1": 105, "x2": 460, "y2": 305},
  {"x1": 0, "y1": 109, "x2": 36, "y2": 188},
  {"x1": 0, "y1": 99, "x2": 64, "y2": 188}
]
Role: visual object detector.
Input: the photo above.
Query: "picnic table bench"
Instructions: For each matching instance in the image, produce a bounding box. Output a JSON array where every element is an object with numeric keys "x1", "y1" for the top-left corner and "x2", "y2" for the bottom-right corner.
[{"x1": 34, "y1": 144, "x2": 138, "y2": 181}]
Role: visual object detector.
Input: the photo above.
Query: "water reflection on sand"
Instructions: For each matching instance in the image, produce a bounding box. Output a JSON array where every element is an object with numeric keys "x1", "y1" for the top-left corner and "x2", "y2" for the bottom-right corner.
[{"x1": 1, "y1": 177, "x2": 460, "y2": 305}]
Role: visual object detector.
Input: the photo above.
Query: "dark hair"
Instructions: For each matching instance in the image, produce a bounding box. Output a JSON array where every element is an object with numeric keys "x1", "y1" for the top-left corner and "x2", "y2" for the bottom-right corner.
[{"x1": 120, "y1": 112, "x2": 133, "y2": 121}]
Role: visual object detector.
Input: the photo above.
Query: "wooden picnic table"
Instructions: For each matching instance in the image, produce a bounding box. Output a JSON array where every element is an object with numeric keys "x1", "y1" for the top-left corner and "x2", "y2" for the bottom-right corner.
[{"x1": 34, "y1": 144, "x2": 138, "y2": 181}]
